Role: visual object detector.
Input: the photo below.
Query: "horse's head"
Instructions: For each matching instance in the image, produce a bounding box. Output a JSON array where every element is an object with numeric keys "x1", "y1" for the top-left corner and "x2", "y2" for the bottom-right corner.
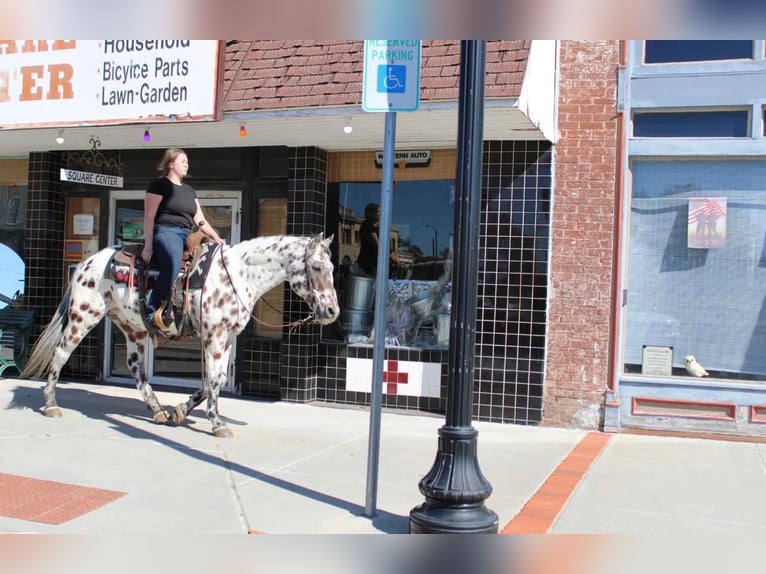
[{"x1": 298, "y1": 233, "x2": 340, "y2": 325}]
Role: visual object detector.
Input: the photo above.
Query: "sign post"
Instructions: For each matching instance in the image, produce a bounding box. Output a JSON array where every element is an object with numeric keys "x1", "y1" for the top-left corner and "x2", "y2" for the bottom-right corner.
[{"x1": 362, "y1": 40, "x2": 421, "y2": 518}]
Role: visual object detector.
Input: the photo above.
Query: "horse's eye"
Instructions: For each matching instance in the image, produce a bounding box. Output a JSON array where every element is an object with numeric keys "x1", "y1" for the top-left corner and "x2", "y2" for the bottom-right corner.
[{"x1": 311, "y1": 264, "x2": 322, "y2": 272}]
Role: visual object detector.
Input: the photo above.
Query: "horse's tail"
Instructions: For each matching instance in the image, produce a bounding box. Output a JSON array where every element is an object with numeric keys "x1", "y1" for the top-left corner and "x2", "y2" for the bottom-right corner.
[{"x1": 21, "y1": 284, "x2": 72, "y2": 379}]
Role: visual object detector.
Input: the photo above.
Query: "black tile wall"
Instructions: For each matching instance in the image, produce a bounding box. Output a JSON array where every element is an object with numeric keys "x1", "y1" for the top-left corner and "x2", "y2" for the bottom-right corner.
[
  {"x1": 280, "y1": 147, "x2": 328, "y2": 402},
  {"x1": 475, "y1": 140, "x2": 551, "y2": 424},
  {"x1": 310, "y1": 141, "x2": 552, "y2": 425},
  {"x1": 239, "y1": 337, "x2": 282, "y2": 398},
  {"x1": 26, "y1": 151, "x2": 101, "y2": 380}
]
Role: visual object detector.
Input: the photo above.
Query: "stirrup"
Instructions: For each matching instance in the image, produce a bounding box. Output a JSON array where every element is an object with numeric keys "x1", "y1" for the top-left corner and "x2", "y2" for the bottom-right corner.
[{"x1": 147, "y1": 307, "x2": 177, "y2": 338}]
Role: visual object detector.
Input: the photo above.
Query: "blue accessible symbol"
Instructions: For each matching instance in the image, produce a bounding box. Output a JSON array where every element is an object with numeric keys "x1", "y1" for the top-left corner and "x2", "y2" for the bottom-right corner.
[{"x1": 377, "y1": 65, "x2": 406, "y2": 93}]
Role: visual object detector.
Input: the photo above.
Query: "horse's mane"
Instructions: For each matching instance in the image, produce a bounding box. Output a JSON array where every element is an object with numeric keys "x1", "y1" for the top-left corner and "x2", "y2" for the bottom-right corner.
[{"x1": 231, "y1": 235, "x2": 310, "y2": 264}]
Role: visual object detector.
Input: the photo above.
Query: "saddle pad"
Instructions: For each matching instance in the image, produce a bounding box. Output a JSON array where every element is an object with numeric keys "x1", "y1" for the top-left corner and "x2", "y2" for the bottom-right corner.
[
  {"x1": 187, "y1": 242, "x2": 216, "y2": 290},
  {"x1": 106, "y1": 243, "x2": 216, "y2": 289},
  {"x1": 107, "y1": 260, "x2": 156, "y2": 287}
]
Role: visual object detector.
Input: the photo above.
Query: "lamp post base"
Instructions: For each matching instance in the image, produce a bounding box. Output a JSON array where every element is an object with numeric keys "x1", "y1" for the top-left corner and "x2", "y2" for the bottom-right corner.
[
  {"x1": 408, "y1": 426, "x2": 498, "y2": 534},
  {"x1": 409, "y1": 500, "x2": 498, "y2": 534}
]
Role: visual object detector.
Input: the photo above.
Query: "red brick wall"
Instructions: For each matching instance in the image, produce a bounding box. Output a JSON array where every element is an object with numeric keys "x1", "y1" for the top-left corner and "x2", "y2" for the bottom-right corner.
[{"x1": 544, "y1": 41, "x2": 620, "y2": 428}]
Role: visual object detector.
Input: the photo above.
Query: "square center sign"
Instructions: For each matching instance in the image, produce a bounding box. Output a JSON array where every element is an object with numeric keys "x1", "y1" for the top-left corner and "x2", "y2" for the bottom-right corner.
[{"x1": 362, "y1": 40, "x2": 421, "y2": 112}]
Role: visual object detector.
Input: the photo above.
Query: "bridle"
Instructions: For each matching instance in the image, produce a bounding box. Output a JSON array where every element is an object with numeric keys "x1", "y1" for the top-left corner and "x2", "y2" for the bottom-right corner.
[{"x1": 219, "y1": 240, "x2": 322, "y2": 331}]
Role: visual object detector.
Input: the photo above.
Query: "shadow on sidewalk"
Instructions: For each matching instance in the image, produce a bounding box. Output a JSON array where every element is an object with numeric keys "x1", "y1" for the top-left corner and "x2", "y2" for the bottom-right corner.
[{"x1": 6, "y1": 381, "x2": 408, "y2": 534}]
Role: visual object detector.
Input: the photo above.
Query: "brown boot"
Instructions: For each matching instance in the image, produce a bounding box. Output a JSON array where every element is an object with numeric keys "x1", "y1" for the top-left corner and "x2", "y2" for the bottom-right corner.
[{"x1": 151, "y1": 305, "x2": 178, "y2": 338}]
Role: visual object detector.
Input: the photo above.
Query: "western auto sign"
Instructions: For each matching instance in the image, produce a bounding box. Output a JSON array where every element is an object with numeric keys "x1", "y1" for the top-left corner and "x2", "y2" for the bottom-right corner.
[
  {"x1": 0, "y1": 40, "x2": 220, "y2": 127},
  {"x1": 374, "y1": 149, "x2": 431, "y2": 167}
]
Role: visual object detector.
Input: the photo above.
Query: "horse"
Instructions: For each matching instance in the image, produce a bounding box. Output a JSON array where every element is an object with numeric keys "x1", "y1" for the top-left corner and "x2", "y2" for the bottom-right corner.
[{"x1": 21, "y1": 233, "x2": 340, "y2": 437}]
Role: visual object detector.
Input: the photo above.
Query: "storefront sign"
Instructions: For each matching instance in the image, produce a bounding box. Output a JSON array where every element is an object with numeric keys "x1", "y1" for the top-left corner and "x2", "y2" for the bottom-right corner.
[
  {"x1": 374, "y1": 150, "x2": 431, "y2": 168},
  {"x1": 0, "y1": 40, "x2": 219, "y2": 127},
  {"x1": 60, "y1": 168, "x2": 123, "y2": 188}
]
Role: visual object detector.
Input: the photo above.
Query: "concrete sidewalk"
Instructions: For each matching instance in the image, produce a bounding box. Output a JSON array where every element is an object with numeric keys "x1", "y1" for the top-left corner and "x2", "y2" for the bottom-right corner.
[{"x1": 1, "y1": 377, "x2": 765, "y2": 534}]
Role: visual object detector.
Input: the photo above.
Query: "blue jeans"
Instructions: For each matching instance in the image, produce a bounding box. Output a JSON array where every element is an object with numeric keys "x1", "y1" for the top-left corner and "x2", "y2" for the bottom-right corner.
[{"x1": 146, "y1": 225, "x2": 190, "y2": 319}]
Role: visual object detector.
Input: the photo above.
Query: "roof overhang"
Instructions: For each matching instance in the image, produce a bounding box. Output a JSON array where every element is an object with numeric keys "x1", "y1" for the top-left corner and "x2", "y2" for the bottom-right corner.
[{"x1": 0, "y1": 99, "x2": 546, "y2": 157}]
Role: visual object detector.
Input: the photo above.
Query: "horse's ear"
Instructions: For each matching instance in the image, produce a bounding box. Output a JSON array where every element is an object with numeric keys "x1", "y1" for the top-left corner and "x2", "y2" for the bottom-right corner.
[
  {"x1": 323, "y1": 233, "x2": 334, "y2": 247},
  {"x1": 307, "y1": 233, "x2": 324, "y2": 252}
]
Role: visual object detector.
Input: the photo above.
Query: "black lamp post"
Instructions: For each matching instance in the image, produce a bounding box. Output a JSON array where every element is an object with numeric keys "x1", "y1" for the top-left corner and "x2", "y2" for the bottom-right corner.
[
  {"x1": 425, "y1": 224, "x2": 437, "y2": 259},
  {"x1": 425, "y1": 224, "x2": 438, "y2": 274},
  {"x1": 409, "y1": 40, "x2": 497, "y2": 534}
]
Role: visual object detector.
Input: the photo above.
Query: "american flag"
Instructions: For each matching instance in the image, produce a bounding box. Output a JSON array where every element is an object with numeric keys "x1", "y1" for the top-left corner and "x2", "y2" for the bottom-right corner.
[{"x1": 688, "y1": 198, "x2": 726, "y2": 224}]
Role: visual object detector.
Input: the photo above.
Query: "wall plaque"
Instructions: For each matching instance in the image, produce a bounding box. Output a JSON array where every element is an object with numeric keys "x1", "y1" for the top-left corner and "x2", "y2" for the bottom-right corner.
[{"x1": 642, "y1": 345, "x2": 673, "y2": 377}]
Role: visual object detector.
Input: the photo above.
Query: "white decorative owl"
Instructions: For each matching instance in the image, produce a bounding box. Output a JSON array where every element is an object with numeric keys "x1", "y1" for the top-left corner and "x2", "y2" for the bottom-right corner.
[{"x1": 684, "y1": 355, "x2": 709, "y2": 377}]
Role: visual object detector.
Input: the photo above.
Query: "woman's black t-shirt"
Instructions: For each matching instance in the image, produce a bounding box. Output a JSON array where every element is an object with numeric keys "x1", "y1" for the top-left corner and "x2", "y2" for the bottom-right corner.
[
  {"x1": 357, "y1": 218, "x2": 379, "y2": 274},
  {"x1": 146, "y1": 177, "x2": 197, "y2": 229}
]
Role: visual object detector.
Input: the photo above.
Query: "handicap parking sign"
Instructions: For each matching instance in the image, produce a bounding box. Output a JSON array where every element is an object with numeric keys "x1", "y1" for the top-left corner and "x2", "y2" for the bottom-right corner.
[
  {"x1": 363, "y1": 41, "x2": 421, "y2": 112},
  {"x1": 377, "y1": 65, "x2": 406, "y2": 94}
]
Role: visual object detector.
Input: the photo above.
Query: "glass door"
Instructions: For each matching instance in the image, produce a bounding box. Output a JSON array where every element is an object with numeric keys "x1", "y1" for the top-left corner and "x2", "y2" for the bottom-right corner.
[{"x1": 105, "y1": 190, "x2": 241, "y2": 391}]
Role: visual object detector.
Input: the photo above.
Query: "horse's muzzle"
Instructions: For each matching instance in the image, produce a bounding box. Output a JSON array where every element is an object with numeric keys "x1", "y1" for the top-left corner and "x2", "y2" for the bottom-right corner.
[
  {"x1": 312, "y1": 294, "x2": 339, "y2": 325},
  {"x1": 316, "y1": 304, "x2": 339, "y2": 325}
]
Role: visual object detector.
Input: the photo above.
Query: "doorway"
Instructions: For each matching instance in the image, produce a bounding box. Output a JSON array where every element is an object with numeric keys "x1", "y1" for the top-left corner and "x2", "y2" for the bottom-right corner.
[{"x1": 104, "y1": 189, "x2": 241, "y2": 391}]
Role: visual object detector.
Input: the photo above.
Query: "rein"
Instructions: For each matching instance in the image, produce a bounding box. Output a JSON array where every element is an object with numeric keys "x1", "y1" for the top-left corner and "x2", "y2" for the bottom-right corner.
[{"x1": 217, "y1": 241, "x2": 319, "y2": 332}]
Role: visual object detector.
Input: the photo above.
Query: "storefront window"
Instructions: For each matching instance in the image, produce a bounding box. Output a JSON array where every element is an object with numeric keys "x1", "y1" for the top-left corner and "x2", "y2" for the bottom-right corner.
[
  {"x1": 644, "y1": 41, "x2": 754, "y2": 64},
  {"x1": 624, "y1": 160, "x2": 766, "y2": 380},
  {"x1": 633, "y1": 110, "x2": 750, "y2": 138},
  {"x1": 326, "y1": 179, "x2": 454, "y2": 348},
  {"x1": 0, "y1": 184, "x2": 27, "y2": 309}
]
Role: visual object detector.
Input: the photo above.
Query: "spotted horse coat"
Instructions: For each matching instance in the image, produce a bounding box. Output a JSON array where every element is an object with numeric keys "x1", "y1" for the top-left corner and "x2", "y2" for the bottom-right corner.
[{"x1": 22, "y1": 234, "x2": 339, "y2": 438}]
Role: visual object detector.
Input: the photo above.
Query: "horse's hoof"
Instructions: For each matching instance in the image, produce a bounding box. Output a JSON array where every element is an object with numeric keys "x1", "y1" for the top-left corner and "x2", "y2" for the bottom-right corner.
[
  {"x1": 43, "y1": 406, "x2": 63, "y2": 418},
  {"x1": 172, "y1": 404, "x2": 186, "y2": 425},
  {"x1": 212, "y1": 426, "x2": 234, "y2": 438},
  {"x1": 153, "y1": 410, "x2": 170, "y2": 424}
]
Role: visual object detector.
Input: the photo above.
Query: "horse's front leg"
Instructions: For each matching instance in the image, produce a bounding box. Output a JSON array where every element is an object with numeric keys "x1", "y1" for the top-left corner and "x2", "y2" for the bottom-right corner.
[
  {"x1": 171, "y1": 306, "x2": 208, "y2": 426},
  {"x1": 204, "y1": 340, "x2": 234, "y2": 438},
  {"x1": 171, "y1": 388, "x2": 207, "y2": 426}
]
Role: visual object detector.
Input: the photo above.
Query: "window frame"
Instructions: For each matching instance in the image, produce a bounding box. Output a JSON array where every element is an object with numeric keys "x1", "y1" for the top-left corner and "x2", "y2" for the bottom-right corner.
[{"x1": 632, "y1": 107, "x2": 752, "y2": 138}]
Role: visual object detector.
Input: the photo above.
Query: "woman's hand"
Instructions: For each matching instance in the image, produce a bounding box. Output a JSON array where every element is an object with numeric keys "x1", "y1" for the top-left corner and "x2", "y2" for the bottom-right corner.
[{"x1": 141, "y1": 245, "x2": 153, "y2": 263}]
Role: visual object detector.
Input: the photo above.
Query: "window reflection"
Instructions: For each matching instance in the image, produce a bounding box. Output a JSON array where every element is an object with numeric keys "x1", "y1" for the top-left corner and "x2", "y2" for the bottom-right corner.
[
  {"x1": 0, "y1": 184, "x2": 27, "y2": 309},
  {"x1": 327, "y1": 180, "x2": 454, "y2": 348}
]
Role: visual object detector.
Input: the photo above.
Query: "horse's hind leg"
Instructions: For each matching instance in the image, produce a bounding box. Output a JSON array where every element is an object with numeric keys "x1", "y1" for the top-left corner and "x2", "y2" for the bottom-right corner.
[
  {"x1": 43, "y1": 305, "x2": 105, "y2": 417},
  {"x1": 43, "y1": 351, "x2": 70, "y2": 417},
  {"x1": 120, "y1": 326, "x2": 171, "y2": 423}
]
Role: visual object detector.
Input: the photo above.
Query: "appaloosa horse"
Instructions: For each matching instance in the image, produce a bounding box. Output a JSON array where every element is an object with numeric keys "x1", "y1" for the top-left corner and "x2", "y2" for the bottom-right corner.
[{"x1": 22, "y1": 233, "x2": 339, "y2": 437}]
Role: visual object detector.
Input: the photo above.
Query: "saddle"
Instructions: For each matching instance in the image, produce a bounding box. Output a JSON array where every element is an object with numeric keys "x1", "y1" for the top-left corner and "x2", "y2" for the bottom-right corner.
[{"x1": 111, "y1": 231, "x2": 214, "y2": 341}]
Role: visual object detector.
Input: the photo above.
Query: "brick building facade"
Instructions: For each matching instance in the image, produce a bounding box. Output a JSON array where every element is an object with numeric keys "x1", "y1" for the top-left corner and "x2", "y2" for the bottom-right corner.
[
  {"x1": 8, "y1": 40, "x2": 762, "y2": 437},
  {"x1": 545, "y1": 41, "x2": 620, "y2": 428}
]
